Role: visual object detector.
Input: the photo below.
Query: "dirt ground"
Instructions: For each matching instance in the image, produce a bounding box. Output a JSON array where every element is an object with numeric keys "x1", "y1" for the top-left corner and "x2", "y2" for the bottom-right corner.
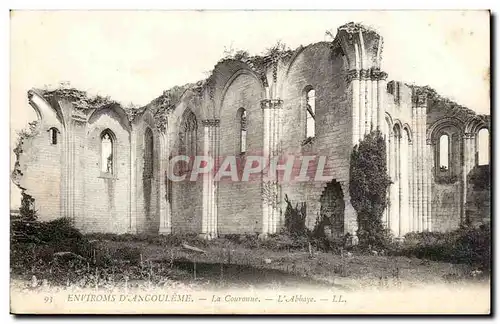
[{"x1": 93, "y1": 238, "x2": 487, "y2": 291}]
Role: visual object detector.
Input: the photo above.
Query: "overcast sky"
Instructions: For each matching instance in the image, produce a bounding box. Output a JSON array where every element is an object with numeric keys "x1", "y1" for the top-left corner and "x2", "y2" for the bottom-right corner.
[{"x1": 9, "y1": 10, "x2": 490, "y2": 206}]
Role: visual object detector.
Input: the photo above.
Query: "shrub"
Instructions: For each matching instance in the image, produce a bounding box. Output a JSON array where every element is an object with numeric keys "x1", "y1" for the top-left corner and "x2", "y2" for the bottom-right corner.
[
  {"x1": 283, "y1": 194, "x2": 308, "y2": 237},
  {"x1": 112, "y1": 246, "x2": 143, "y2": 265},
  {"x1": 400, "y1": 224, "x2": 491, "y2": 271},
  {"x1": 260, "y1": 232, "x2": 309, "y2": 252},
  {"x1": 37, "y1": 218, "x2": 83, "y2": 243},
  {"x1": 11, "y1": 192, "x2": 40, "y2": 244},
  {"x1": 223, "y1": 234, "x2": 260, "y2": 249},
  {"x1": 19, "y1": 191, "x2": 37, "y2": 222},
  {"x1": 240, "y1": 235, "x2": 260, "y2": 249},
  {"x1": 11, "y1": 215, "x2": 98, "y2": 267},
  {"x1": 311, "y1": 234, "x2": 352, "y2": 253},
  {"x1": 310, "y1": 212, "x2": 359, "y2": 253},
  {"x1": 248, "y1": 194, "x2": 311, "y2": 252},
  {"x1": 468, "y1": 165, "x2": 491, "y2": 191}
]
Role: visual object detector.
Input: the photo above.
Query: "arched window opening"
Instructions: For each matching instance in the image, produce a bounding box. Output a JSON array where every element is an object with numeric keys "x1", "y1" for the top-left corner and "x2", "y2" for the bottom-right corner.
[
  {"x1": 101, "y1": 130, "x2": 114, "y2": 174},
  {"x1": 478, "y1": 128, "x2": 489, "y2": 166},
  {"x1": 237, "y1": 108, "x2": 247, "y2": 154},
  {"x1": 305, "y1": 88, "x2": 316, "y2": 139},
  {"x1": 439, "y1": 134, "x2": 449, "y2": 171},
  {"x1": 49, "y1": 127, "x2": 59, "y2": 145}
]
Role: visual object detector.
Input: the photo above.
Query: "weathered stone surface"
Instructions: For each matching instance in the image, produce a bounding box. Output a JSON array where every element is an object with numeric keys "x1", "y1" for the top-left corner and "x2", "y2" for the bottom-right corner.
[{"x1": 12, "y1": 22, "x2": 490, "y2": 236}]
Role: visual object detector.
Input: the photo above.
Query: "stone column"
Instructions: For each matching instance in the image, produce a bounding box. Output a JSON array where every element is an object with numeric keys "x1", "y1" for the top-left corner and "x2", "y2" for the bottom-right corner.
[
  {"x1": 158, "y1": 132, "x2": 171, "y2": 234},
  {"x1": 412, "y1": 87, "x2": 428, "y2": 232},
  {"x1": 426, "y1": 142, "x2": 433, "y2": 231},
  {"x1": 370, "y1": 72, "x2": 377, "y2": 131},
  {"x1": 347, "y1": 70, "x2": 361, "y2": 145},
  {"x1": 260, "y1": 99, "x2": 283, "y2": 237},
  {"x1": 61, "y1": 121, "x2": 68, "y2": 220},
  {"x1": 465, "y1": 133, "x2": 476, "y2": 176},
  {"x1": 408, "y1": 141, "x2": 414, "y2": 232},
  {"x1": 384, "y1": 132, "x2": 390, "y2": 228},
  {"x1": 359, "y1": 70, "x2": 366, "y2": 138},
  {"x1": 59, "y1": 124, "x2": 68, "y2": 220},
  {"x1": 375, "y1": 70, "x2": 388, "y2": 132},
  {"x1": 388, "y1": 130, "x2": 396, "y2": 232},
  {"x1": 414, "y1": 107, "x2": 421, "y2": 231},
  {"x1": 461, "y1": 133, "x2": 475, "y2": 224},
  {"x1": 201, "y1": 119, "x2": 220, "y2": 239},
  {"x1": 418, "y1": 106, "x2": 425, "y2": 231},
  {"x1": 62, "y1": 112, "x2": 74, "y2": 220},
  {"x1": 213, "y1": 123, "x2": 220, "y2": 236},
  {"x1": 63, "y1": 116, "x2": 74, "y2": 220},
  {"x1": 348, "y1": 69, "x2": 388, "y2": 138},
  {"x1": 364, "y1": 69, "x2": 372, "y2": 135},
  {"x1": 261, "y1": 101, "x2": 270, "y2": 237},
  {"x1": 70, "y1": 116, "x2": 87, "y2": 226},
  {"x1": 420, "y1": 109, "x2": 429, "y2": 231},
  {"x1": 391, "y1": 132, "x2": 400, "y2": 236},
  {"x1": 400, "y1": 131, "x2": 409, "y2": 236},
  {"x1": 411, "y1": 103, "x2": 419, "y2": 231},
  {"x1": 334, "y1": 22, "x2": 384, "y2": 241},
  {"x1": 129, "y1": 127, "x2": 138, "y2": 233},
  {"x1": 335, "y1": 22, "x2": 383, "y2": 142}
]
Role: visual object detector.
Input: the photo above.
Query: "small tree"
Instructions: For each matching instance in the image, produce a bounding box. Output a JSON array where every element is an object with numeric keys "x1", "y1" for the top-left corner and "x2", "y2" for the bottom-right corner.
[
  {"x1": 349, "y1": 130, "x2": 392, "y2": 249},
  {"x1": 19, "y1": 191, "x2": 37, "y2": 222},
  {"x1": 283, "y1": 194, "x2": 307, "y2": 236}
]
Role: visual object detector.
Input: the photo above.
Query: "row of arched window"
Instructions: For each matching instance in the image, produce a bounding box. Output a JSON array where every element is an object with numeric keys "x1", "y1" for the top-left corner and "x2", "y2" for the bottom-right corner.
[
  {"x1": 47, "y1": 126, "x2": 116, "y2": 174},
  {"x1": 46, "y1": 104, "x2": 490, "y2": 181},
  {"x1": 175, "y1": 86, "x2": 317, "y2": 157},
  {"x1": 178, "y1": 108, "x2": 248, "y2": 156}
]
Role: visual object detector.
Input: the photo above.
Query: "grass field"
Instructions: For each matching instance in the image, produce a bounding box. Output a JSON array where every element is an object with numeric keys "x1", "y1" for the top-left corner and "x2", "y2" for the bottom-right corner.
[{"x1": 10, "y1": 233, "x2": 488, "y2": 292}]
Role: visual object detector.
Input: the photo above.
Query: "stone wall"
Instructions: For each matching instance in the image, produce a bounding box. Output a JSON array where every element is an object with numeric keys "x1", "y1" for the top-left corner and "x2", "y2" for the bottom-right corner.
[
  {"x1": 431, "y1": 182, "x2": 462, "y2": 232},
  {"x1": 79, "y1": 109, "x2": 131, "y2": 234},
  {"x1": 133, "y1": 114, "x2": 162, "y2": 234},
  {"x1": 13, "y1": 23, "x2": 490, "y2": 237},
  {"x1": 218, "y1": 72, "x2": 263, "y2": 234},
  {"x1": 279, "y1": 42, "x2": 351, "y2": 230},
  {"x1": 14, "y1": 91, "x2": 63, "y2": 221},
  {"x1": 15, "y1": 124, "x2": 62, "y2": 221},
  {"x1": 169, "y1": 107, "x2": 204, "y2": 234},
  {"x1": 466, "y1": 165, "x2": 491, "y2": 227}
]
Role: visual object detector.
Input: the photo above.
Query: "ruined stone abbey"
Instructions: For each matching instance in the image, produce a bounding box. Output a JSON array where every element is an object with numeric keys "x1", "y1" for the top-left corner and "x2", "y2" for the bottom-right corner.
[{"x1": 12, "y1": 22, "x2": 490, "y2": 238}]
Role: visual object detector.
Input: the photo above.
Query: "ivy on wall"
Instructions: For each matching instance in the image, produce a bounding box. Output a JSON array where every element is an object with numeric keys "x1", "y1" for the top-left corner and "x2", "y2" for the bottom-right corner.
[
  {"x1": 13, "y1": 121, "x2": 39, "y2": 159},
  {"x1": 40, "y1": 87, "x2": 116, "y2": 112},
  {"x1": 349, "y1": 130, "x2": 392, "y2": 248},
  {"x1": 11, "y1": 121, "x2": 40, "y2": 188}
]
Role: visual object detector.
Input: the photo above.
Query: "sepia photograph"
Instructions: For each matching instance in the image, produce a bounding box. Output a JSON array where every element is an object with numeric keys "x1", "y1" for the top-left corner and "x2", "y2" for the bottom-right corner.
[{"x1": 8, "y1": 9, "x2": 491, "y2": 314}]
